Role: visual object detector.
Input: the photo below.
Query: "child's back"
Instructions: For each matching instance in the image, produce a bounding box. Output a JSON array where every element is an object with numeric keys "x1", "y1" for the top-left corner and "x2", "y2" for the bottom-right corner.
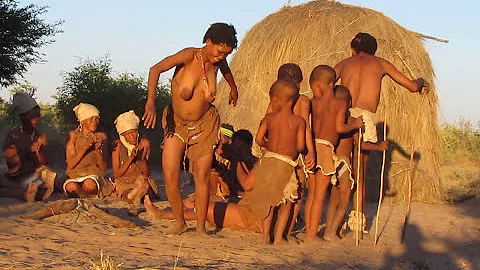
[
  {"x1": 262, "y1": 110, "x2": 304, "y2": 160},
  {"x1": 248, "y1": 79, "x2": 306, "y2": 244},
  {"x1": 311, "y1": 93, "x2": 343, "y2": 145}
]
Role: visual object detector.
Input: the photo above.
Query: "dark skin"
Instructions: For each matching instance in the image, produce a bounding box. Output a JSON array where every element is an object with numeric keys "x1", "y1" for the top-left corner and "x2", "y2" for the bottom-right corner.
[
  {"x1": 334, "y1": 46, "x2": 428, "y2": 215},
  {"x1": 65, "y1": 116, "x2": 107, "y2": 197},
  {"x1": 256, "y1": 83, "x2": 306, "y2": 245},
  {"x1": 1, "y1": 106, "x2": 48, "y2": 202},
  {"x1": 112, "y1": 130, "x2": 150, "y2": 179},
  {"x1": 304, "y1": 82, "x2": 363, "y2": 243},
  {"x1": 142, "y1": 39, "x2": 237, "y2": 236}
]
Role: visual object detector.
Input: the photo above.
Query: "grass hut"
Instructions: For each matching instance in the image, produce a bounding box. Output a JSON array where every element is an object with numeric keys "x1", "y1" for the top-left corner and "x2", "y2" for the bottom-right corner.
[{"x1": 215, "y1": 0, "x2": 442, "y2": 203}]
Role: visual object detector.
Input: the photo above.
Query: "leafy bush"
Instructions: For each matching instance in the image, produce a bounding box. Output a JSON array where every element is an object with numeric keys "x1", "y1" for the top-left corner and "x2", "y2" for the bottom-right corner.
[
  {"x1": 439, "y1": 118, "x2": 480, "y2": 163},
  {"x1": 54, "y1": 57, "x2": 170, "y2": 167}
]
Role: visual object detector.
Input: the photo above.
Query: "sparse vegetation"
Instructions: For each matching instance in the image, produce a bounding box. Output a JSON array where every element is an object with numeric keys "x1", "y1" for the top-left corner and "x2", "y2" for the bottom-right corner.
[
  {"x1": 438, "y1": 119, "x2": 480, "y2": 202},
  {"x1": 88, "y1": 250, "x2": 123, "y2": 270}
]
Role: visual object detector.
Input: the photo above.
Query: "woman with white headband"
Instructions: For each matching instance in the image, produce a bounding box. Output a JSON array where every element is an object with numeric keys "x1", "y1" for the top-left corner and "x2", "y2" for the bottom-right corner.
[
  {"x1": 112, "y1": 110, "x2": 158, "y2": 207},
  {"x1": 64, "y1": 103, "x2": 114, "y2": 198}
]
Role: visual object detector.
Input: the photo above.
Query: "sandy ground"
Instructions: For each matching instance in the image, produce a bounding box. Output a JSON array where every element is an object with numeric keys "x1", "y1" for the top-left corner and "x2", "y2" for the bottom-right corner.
[{"x1": 0, "y1": 170, "x2": 478, "y2": 270}]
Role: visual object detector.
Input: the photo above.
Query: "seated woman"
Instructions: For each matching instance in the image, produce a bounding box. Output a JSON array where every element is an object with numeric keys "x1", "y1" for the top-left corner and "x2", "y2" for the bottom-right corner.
[
  {"x1": 64, "y1": 103, "x2": 114, "y2": 198},
  {"x1": 112, "y1": 110, "x2": 157, "y2": 206},
  {"x1": 148, "y1": 130, "x2": 262, "y2": 233},
  {"x1": 1, "y1": 92, "x2": 56, "y2": 202}
]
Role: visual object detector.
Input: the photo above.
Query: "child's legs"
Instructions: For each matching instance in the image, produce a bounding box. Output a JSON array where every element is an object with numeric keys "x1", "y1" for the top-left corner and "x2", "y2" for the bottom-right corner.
[
  {"x1": 325, "y1": 186, "x2": 340, "y2": 236},
  {"x1": 288, "y1": 170, "x2": 307, "y2": 235},
  {"x1": 162, "y1": 136, "x2": 187, "y2": 230},
  {"x1": 274, "y1": 202, "x2": 292, "y2": 244},
  {"x1": 304, "y1": 175, "x2": 316, "y2": 235},
  {"x1": 306, "y1": 172, "x2": 330, "y2": 241},
  {"x1": 326, "y1": 173, "x2": 352, "y2": 238},
  {"x1": 333, "y1": 174, "x2": 352, "y2": 230},
  {"x1": 262, "y1": 207, "x2": 274, "y2": 244},
  {"x1": 288, "y1": 199, "x2": 301, "y2": 236},
  {"x1": 192, "y1": 152, "x2": 213, "y2": 234},
  {"x1": 81, "y1": 178, "x2": 98, "y2": 195},
  {"x1": 65, "y1": 182, "x2": 90, "y2": 198}
]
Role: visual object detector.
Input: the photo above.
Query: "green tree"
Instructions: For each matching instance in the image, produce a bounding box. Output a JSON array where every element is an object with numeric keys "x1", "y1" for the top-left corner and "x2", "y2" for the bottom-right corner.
[
  {"x1": 0, "y1": 0, "x2": 62, "y2": 87},
  {"x1": 55, "y1": 57, "x2": 171, "y2": 155}
]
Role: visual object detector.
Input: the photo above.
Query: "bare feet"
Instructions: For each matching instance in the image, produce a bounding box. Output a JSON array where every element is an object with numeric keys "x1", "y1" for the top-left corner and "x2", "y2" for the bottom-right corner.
[
  {"x1": 287, "y1": 235, "x2": 302, "y2": 244},
  {"x1": 303, "y1": 235, "x2": 322, "y2": 244},
  {"x1": 183, "y1": 197, "x2": 195, "y2": 209},
  {"x1": 39, "y1": 168, "x2": 56, "y2": 201},
  {"x1": 263, "y1": 235, "x2": 271, "y2": 245},
  {"x1": 165, "y1": 223, "x2": 188, "y2": 236},
  {"x1": 196, "y1": 225, "x2": 209, "y2": 237},
  {"x1": 322, "y1": 233, "x2": 340, "y2": 242},
  {"x1": 144, "y1": 195, "x2": 163, "y2": 220},
  {"x1": 127, "y1": 187, "x2": 139, "y2": 200},
  {"x1": 24, "y1": 182, "x2": 38, "y2": 202},
  {"x1": 132, "y1": 185, "x2": 148, "y2": 207},
  {"x1": 273, "y1": 238, "x2": 288, "y2": 245}
]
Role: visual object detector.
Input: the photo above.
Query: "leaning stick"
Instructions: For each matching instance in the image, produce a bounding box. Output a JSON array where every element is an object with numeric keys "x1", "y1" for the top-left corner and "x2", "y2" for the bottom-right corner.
[
  {"x1": 355, "y1": 128, "x2": 362, "y2": 246},
  {"x1": 374, "y1": 114, "x2": 387, "y2": 247},
  {"x1": 20, "y1": 199, "x2": 137, "y2": 228},
  {"x1": 394, "y1": 50, "x2": 426, "y2": 243},
  {"x1": 20, "y1": 199, "x2": 78, "y2": 219}
]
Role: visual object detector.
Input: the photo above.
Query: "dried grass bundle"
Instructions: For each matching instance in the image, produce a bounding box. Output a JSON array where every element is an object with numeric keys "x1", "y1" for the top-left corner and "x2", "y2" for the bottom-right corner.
[{"x1": 215, "y1": 0, "x2": 441, "y2": 202}]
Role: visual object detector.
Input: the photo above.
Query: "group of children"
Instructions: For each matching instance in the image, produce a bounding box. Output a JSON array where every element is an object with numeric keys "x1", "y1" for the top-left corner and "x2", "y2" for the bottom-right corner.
[
  {"x1": 1, "y1": 23, "x2": 429, "y2": 246},
  {"x1": 245, "y1": 32, "x2": 427, "y2": 244}
]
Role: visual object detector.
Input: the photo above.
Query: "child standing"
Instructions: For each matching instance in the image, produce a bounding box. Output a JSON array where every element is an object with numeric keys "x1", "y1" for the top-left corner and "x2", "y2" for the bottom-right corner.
[
  {"x1": 248, "y1": 79, "x2": 306, "y2": 244},
  {"x1": 304, "y1": 66, "x2": 363, "y2": 243}
]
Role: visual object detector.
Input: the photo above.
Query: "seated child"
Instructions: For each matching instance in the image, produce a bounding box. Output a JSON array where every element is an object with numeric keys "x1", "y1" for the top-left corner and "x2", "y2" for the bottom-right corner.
[
  {"x1": 1, "y1": 92, "x2": 56, "y2": 202},
  {"x1": 304, "y1": 66, "x2": 363, "y2": 243},
  {"x1": 245, "y1": 79, "x2": 306, "y2": 245},
  {"x1": 64, "y1": 103, "x2": 114, "y2": 198},
  {"x1": 210, "y1": 123, "x2": 235, "y2": 198},
  {"x1": 112, "y1": 110, "x2": 158, "y2": 207},
  {"x1": 220, "y1": 129, "x2": 258, "y2": 198}
]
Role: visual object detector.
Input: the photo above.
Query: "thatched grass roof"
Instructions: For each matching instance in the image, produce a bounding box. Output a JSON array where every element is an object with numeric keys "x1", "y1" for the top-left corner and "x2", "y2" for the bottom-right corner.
[{"x1": 215, "y1": 0, "x2": 441, "y2": 202}]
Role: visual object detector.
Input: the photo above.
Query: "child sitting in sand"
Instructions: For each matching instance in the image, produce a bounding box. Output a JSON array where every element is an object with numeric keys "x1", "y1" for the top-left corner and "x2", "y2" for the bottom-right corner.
[
  {"x1": 1, "y1": 92, "x2": 56, "y2": 202},
  {"x1": 210, "y1": 123, "x2": 235, "y2": 199},
  {"x1": 304, "y1": 66, "x2": 363, "y2": 243},
  {"x1": 247, "y1": 79, "x2": 306, "y2": 244},
  {"x1": 226, "y1": 129, "x2": 258, "y2": 194},
  {"x1": 112, "y1": 110, "x2": 158, "y2": 207},
  {"x1": 64, "y1": 103, "x2": 114, "y2": 198}
]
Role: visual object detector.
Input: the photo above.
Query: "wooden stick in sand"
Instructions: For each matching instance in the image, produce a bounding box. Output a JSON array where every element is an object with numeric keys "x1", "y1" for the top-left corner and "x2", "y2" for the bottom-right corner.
[
  {"x1": 374, "y1": 114, "x2": 387, "y2": 247},
  {"x1": 19, "y1": 199, "x2": 78, "y2": 219},
  {"x1": 394, "y1": 50, "x2": 427, "y2": 243},
  {"x1": 20, "y1": 199, "x2": 137, "y2": 228},
  {"x1": 355, "y1": 128, "x2": 362, "y2": 246}
]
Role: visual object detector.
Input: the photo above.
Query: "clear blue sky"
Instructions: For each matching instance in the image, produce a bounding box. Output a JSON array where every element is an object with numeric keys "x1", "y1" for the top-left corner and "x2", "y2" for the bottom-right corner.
[{"x1": 5, "y1": 0, "x2": 479, "y2": 123}]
